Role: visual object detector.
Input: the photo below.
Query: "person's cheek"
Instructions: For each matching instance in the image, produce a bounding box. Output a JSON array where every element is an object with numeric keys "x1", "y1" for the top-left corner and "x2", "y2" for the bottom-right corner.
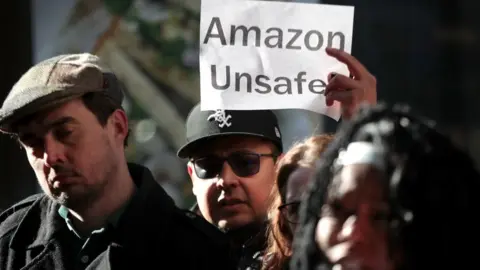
[{"x1": 196, "y1": 180, "x2": 219, "y2": 220}]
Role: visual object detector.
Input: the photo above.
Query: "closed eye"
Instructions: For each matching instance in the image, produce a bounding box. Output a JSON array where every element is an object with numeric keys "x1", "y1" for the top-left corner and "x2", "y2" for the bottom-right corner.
[
  {"x1": 53, "y1": 128, "x2": 73, "y2": 141},
  {"x1": 19, "y1": 133, "x2": 43, "y2": 149}
]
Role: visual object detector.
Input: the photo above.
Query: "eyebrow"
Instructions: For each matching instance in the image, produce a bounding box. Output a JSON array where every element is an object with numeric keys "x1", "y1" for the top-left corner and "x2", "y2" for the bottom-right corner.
[
  {"x1": 45, "y1": 116, "x2": 78, "y2": 129},
  {"x1": 18, "y1": 116, "x2": 78, "y2": 141}
]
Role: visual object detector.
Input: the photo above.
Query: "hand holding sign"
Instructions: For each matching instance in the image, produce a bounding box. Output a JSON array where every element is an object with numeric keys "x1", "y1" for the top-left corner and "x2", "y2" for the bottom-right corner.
[{"x1": 324, "y1": 48, "x2": 377, "y2": 120}]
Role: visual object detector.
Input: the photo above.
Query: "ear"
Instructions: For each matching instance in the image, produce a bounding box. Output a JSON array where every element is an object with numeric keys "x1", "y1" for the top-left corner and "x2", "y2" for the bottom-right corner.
[
  {"x1": 276, "y1": 153, "x2": 285, "y2": 162},
  {"x1": 187, "y1": 161, "x2": 193, "y2": 176},
  {"x1": 187, "y1": 162, "x2": 197, "y2": 195},
  {"x1": 109, "y1": 109, "x2": 129, "y2": 146},
  {"x1": 274, "y1": 153, "x2": 285, "y2": 168}
]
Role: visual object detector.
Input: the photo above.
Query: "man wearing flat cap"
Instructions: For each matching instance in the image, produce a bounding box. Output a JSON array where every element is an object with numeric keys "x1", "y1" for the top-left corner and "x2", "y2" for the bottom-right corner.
[{"x1": 0, "y1": 53, "x2": 234, "y2": 270}]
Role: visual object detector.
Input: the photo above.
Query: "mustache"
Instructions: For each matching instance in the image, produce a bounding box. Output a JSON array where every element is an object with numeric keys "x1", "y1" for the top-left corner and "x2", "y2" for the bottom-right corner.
[{"x1": 50, "y1": 165, "x2": 79, "y2": 177}]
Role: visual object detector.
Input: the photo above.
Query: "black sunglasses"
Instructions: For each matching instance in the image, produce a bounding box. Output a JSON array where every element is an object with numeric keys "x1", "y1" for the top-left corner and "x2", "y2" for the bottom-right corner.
[
  {"x1": 191, "y1": 151, "x2": 277, "y2": 179},
  {"x1": 278, "y1": 201, "x2": 301, "y2": 224}
]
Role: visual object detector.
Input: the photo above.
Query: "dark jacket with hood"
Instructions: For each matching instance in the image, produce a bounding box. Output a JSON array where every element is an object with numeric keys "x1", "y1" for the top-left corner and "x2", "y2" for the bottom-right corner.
[{"x1": 0, "y1": 163, "x2": 234, "y2": 270}]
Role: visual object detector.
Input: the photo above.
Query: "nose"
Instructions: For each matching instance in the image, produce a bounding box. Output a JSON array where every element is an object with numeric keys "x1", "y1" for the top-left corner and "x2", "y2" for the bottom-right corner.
[
  {"x1": 43, "y1": 135, "x2": 66, "y2": 168},
  {"x1": 215, "y1": 162, "x2": 239, "y2": 190}
]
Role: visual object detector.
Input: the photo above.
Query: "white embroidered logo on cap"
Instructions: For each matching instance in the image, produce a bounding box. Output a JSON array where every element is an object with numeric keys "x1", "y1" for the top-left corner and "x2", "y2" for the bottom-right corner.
[
  {"x1": 207, "y1": 109, "x2": 232, "y2": 128},
  {"x1": 274, "y1": 127, "x2": 281, "y2": 138}
]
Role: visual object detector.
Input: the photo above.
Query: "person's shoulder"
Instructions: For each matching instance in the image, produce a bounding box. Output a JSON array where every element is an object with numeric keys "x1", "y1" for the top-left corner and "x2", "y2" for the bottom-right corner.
[
  {"x1": 175, "y1": 208, "x2": 228, "y2": 246},
  {"x1": 175, "y1": 209, "x2": 236, "y2": 269},
  {"x1": 0, "y1": 194, "x2": 46, "y2": 240}
]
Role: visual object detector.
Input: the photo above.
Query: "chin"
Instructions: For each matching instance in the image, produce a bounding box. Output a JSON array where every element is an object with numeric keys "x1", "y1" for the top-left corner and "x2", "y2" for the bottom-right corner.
[
  {"x1": 217, "y1": 215, "x2": 254, "y2": 230},
  {"x1": 54, "y1": 189, "x2": 97, "y2": 209},
  {"x1": 54, "y1": 192, "x2": 83, "y2": 207}
]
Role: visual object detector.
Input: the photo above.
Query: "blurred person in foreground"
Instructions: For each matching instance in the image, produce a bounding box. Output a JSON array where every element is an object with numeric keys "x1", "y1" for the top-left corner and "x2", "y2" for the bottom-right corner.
[
  {"x1": 0, "y1": 53, "x2": 233, "y2": 270},
  {"x1": 290, "y1": 104, "x2": 480, "y2": 270},
  {"x1": 178, "y1": 48, "x2": 377, "y2": 269},
  {"x1": 263, "y1": 134, "x2": 334, "y2": 270}
]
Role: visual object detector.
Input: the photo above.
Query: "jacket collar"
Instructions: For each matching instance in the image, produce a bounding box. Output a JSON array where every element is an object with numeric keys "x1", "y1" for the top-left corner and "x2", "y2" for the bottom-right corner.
[
  {"x1": 110, "y1": 163, "x2": 176, "y2": 247},
  {"x1": 225, "y1": 221, "x2": 268, "y2": 251},
  {"x1": 9, "y1": 195, "x2": 64, "y2": 249},
  {"x1": 9, "y1": 163, "x2": 176, "y2": 250}
]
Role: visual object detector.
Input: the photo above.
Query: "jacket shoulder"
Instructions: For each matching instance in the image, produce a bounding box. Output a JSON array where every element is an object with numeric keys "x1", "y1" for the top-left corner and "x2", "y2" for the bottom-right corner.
[
  {"x1": 176, "y1": 209, "x2": 228, "y2": 246},
  {"x1": 175, "y1": 209, "x2": 235, "y2": 269},
  {"x1": 0, "y1": 194, "x2": 45, "y2": 239}
]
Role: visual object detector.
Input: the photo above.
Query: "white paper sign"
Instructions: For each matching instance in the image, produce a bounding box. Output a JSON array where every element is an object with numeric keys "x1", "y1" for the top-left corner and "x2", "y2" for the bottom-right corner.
[{"x1": 199, "y1": 0, "x2": 355, "y2": 120}]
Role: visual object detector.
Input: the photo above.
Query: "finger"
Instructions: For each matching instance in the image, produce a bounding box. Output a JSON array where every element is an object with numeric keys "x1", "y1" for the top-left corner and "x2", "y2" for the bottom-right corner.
[
  {"x1": 326, "y1": 47, "x2": 368, "y2": 80},
  {"x1": 328, "y1": 72, "x2": 352, "y2": 81},
  {"x1": 325, "y1": 88, "x2": 367, "y2": 107},
  {"x1": 325, "y1": 73, "x2": 362, "y2": 96},
  {"x1": 328, "y1": 72, "x2": 354, "y2": 82},
  {"x1": 326, "y1": 91, "x2": 353, "y2": 107},
  {"x1": 325, "y1": 95, "x2": 334, "y2": 107},
  {"x1": 327, "y1": 72, "x2": 337, "y2": 81}
]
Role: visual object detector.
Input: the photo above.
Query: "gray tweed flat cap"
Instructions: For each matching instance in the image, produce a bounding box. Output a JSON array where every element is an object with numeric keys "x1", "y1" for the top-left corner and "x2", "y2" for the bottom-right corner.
[{"x1": 0, "y1": 53, "x2": 124, "y2": 133}]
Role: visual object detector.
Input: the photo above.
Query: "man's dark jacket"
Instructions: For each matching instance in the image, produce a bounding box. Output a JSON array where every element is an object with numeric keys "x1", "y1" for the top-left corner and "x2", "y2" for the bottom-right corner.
[
  {"x1": 0, "y1": 163, "x2": 234, "y2": 270},
  {"x1": 191, "y1": 203, "x2": 267, "y2": 270}
]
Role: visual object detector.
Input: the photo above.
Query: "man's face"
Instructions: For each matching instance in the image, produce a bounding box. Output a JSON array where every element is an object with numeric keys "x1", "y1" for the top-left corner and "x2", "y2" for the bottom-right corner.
[
  {"x1": 188, "y1": 136, "x2": 277, "y2": 230},
  {"x1": 16, "y1": 98, "x2": 126, "y2": 210}
]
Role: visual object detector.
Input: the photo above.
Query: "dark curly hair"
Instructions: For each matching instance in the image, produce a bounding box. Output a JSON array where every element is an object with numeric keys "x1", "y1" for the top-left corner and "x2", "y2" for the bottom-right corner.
[{"x1": 290, "y1": 103, "x2": 480, "y2": 270}]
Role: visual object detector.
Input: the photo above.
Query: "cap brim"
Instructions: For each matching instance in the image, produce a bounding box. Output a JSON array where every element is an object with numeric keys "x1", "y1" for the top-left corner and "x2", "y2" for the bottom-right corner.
[{"x1": 177, "y1": 132, "x2": 282, "y2": 158}]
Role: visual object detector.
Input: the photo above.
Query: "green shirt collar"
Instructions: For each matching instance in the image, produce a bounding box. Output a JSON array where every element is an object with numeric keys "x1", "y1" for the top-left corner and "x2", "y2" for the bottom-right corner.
[{"x1": 58, "y1": 188, "x2": 135, "y2": 239}]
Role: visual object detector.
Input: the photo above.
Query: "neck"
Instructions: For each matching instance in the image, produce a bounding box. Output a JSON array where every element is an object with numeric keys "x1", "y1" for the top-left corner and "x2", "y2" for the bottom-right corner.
[{"x1": 68, "y1": 162, "x2": 135, "y2": 235}]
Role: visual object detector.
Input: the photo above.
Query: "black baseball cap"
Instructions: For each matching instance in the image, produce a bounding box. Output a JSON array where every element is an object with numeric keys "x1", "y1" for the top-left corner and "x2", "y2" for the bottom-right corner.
[{"x1": 177, "y1": 103, "x2": 283, "y2": 158}]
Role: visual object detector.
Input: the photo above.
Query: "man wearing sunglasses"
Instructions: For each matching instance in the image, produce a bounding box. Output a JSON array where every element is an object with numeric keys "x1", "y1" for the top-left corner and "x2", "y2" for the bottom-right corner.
[
  {"x1": 177, "y1": 48, "x2": 377, "y2": 270},
  {"x1": 177, "y1": 106, "x2": 282, "y2": 269}
]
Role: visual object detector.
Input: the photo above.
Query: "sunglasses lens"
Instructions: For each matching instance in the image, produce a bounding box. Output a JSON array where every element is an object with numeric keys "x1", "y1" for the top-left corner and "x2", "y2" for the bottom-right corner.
[
  {"x1": 228, "y1": 153, "x2": 260, "y2": 177},
  {"x1": 194, "y1": 157, "x2": 223, "y2": 179}
]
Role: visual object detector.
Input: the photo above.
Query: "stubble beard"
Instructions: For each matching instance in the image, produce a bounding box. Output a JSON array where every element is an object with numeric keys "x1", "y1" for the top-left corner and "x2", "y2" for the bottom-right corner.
[{"x1": 53, "y1": 146, "x2": 117, "y2": 212}]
